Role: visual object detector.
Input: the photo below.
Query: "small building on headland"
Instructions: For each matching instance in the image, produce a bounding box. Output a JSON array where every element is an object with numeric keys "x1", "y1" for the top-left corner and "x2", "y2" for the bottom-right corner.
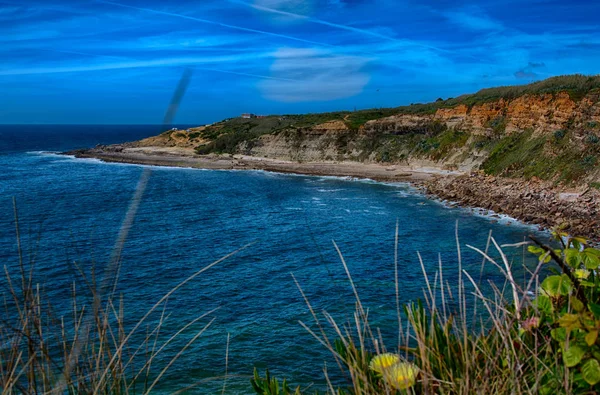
[{"x1": 241, "y1": 113, "x2": 255, "y2": 119}]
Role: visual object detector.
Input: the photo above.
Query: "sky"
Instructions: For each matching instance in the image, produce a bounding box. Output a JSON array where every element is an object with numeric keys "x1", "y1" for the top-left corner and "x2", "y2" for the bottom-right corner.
[{"x1": 0, "y1": 0, "x2": 599, "y2": 124}]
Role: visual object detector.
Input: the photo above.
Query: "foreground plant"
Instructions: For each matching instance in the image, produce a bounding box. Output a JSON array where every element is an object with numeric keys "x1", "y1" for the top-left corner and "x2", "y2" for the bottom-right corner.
[
  {"x1": 526, "y1": 229, "x2": 600, "y2": 390},
  {"x1": 1, "y1": 198, "x2": 242, "y2": 393},
  {"x1": 251, "y1": 226, "x2": 600, "y2": 394}
]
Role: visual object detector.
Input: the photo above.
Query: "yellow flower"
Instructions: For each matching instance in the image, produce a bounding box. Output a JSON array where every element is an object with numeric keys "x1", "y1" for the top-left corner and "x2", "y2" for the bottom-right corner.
[
  {"x1": 574, "y1": 269, "x2": 591, "y2": 280},
  {"x1": 368, "y1": 353, "x2": 400, "y2": 374},
  {"x1": 382, "y1": 362, "x2": 420, "y2": 390}
]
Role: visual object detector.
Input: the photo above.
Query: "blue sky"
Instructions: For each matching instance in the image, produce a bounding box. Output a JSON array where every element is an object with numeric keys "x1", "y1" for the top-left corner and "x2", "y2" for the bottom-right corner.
[{"x1": 1, "y1": 0, "x2": 599, "y2": 124}]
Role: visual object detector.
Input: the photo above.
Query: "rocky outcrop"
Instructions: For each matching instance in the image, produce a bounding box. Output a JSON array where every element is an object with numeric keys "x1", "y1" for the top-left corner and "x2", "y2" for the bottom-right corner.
[
  {"x1": 361, "y1": 92, "x2": 599, "y2": 138},
  {"x1": 434, "y1": 104, "x2": 470, "y2": 130},
  {"x1": 425, "y1": 173, "x2": 600, "y2": 240}
]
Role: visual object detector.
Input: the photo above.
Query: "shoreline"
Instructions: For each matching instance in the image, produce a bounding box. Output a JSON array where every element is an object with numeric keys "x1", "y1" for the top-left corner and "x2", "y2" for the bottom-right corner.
[
  {"x1": 64, "y1": 146, "x2": 460, "y2": 183},
  {"x1": 63, "y1": 146, "x2": 600, "y2": 242}
]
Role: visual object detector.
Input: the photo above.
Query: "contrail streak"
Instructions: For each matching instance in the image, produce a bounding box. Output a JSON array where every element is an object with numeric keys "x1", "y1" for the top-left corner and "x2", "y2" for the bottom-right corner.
[
  {"x1": 0, "y1": 55, "x2": 268, "y2": 76},
  {"x1": 231, "y1": 0, "x2": 450, "y2": 53},
  {"x1": 96, "y1": 0, "x2": 336, "y2": 49},
  {"x1": 0, "y1": 57, "x2": 298, "y2": 81},
  {"x1": 194, "y1": 66, "x2": 297, "y2": 82}
]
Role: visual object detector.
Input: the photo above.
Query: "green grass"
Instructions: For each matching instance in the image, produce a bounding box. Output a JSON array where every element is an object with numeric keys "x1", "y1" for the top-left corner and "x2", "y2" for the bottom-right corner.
[
  {"x1": 479, "y1": 128, "x2": 600, "y2": 183},
  {"x1": 422, "y1": 128, "x2": 470, "y2": 160},
  {"x1": 481, "y1": 130, "x2": 547, "y2": 177}
]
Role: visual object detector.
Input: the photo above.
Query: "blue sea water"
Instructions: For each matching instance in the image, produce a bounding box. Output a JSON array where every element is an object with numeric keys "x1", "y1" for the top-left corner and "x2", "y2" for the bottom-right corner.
[{"x1": 0, "y1": 125, "x2": 549, "y2": 393}]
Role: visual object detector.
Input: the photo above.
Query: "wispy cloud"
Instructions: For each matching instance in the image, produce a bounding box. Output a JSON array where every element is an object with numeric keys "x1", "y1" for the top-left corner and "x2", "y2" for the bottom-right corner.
[
  {"x1": 443, "y1": 8, "x2": 503, "y2": 31},
  {"x1": 260, "y1": 47, "x2": 370, "y2": 102}
]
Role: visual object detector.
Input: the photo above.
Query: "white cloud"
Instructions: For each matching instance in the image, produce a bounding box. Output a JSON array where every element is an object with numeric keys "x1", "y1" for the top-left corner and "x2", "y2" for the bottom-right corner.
[{"x1": 260, "y1": 47, "x2": 370, "y2": 102}]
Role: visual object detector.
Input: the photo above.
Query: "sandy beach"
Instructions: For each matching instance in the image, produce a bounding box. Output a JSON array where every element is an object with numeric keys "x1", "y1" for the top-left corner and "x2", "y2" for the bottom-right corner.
[{"x1": 66, "y1": 146, "x2": 462, "y2": 183}]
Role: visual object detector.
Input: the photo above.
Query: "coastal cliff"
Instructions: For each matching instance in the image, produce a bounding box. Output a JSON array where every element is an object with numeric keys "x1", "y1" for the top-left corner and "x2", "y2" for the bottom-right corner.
[{"x1": 69, "y1": 75, "x2": 600, "y2": 240}]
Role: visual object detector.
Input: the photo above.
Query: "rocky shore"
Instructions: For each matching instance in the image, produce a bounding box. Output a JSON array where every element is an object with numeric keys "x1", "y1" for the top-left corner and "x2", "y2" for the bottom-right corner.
[
  {"x1": 424, "y1": 173, "x2": 600, "y2": 241},
  {"x1": 65, "y1": 145, "x2": 600, "y2": 242}
]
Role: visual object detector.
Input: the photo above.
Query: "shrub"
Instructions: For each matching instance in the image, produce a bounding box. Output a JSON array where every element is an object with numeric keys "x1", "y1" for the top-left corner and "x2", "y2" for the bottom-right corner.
[
  {"x1": 586, "y1": 134, "x2": 599, "y2": 145},
  {"x1": 582, "y1": 155, "x2": 597, "y2": 167}
]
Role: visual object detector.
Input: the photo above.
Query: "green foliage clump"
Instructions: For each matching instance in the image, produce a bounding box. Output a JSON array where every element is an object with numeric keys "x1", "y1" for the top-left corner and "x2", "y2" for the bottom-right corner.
[
  {"x1": 526, "y1": 231, "x2": 600, "y2": 390},
  {"x1": 488, "y1": 115, "x2": 508, "y2": 135},
  {"x1": 553, "y1": 129, "x2": 566, "y2": 140},
  {"x1": 251, "y1": 368, "x2": 301, "y2": 395},
  {"x1": 586, "y1": 134, "x2": 600, "y2": 145}
]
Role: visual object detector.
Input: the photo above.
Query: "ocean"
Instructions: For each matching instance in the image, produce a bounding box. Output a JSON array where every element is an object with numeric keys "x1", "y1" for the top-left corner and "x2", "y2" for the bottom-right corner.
[{"x1": 0, "y1": 125, "x2": 548, "y2": 393}]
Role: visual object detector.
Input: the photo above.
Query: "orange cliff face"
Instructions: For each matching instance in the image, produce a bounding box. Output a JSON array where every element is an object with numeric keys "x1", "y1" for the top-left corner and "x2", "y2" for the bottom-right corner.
[
  {"x1": 505, "y1": 92, "x2": 576, "y2": 134},
  {"x1": 430, "y1": 91, "x2": 600, "y2": 136}
]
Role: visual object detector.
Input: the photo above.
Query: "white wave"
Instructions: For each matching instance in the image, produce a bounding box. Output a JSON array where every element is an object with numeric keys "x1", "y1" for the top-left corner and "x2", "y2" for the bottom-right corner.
[
  {"x1": 26, "y1": 150, "x2": 61, "y2": 156},
  {"x1": 316, "y1": 188, "x2": 345, "y2": 193},
  {"x1": 428, "y1": 195, "x2": 547, "y2": 234}
]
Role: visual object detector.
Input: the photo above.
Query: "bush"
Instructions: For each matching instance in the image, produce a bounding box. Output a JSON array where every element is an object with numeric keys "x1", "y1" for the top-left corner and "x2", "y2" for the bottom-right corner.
[
  {"x1": 554, "y1": 129, "x2": 566, "y2": 140},
  {"x1": 586, "y1": 134, "x2": 600, "y2": 145},
  {"x1": 582, "y1": 155, "x2": 597, "y2": 167}
]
